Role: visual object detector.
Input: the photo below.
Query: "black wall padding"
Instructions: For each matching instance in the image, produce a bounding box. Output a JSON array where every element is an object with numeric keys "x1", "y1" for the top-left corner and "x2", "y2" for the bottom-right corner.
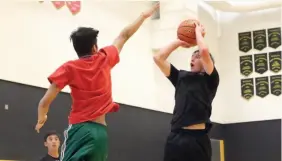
[
  {"x1": 107, "y1": 104, "x2": 171, "y2": 161},
  {"x1": 223, "y1": 119, "x2": 281, "y2": 161},
  {"x1": 0, "y1": 80, "x2": 71, "y2": 161},
  {"x1": 0, "y1": 80, "x2": 171, "y2": 161},
  {"x1": 0, "y1": 79, "x2": 281, "y2": 161}
]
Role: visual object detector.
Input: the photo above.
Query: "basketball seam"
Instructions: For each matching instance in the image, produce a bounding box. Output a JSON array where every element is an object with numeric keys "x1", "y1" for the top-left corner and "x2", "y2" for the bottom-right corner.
[
  {"x1": 178, "y1": 25, "x2": 196, "y2": 29},
  {"x1": 177, "y1": 33, "x2": 195, "y2": 39}
]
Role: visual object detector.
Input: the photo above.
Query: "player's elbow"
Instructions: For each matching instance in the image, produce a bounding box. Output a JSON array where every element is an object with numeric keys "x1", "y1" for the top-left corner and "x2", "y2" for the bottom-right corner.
[
  {"x1": 39, "y1": 99, "x2": 50, "y2": 108},
  {"x1": 113, "y1": 35, "x2": 128, "y2": 52},
  {"x1": 153, "y1": 55, "x2": 163, "y2": 64},
  {"x1": 200, "y1": 47, "x2": 209, "y2": 56},
  {"x1": 153, "y1": 55, "x2": 159, "y2": 61}
]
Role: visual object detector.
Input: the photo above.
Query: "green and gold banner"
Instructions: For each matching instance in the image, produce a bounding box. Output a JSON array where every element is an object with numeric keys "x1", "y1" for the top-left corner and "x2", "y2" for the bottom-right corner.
[
  {"x1": 238, "y1": 32, "x2": 252, "y2": 53},
  {"x1": 270, "y1": 75, "x2": 281, "y2": 96},
  {"x1": 240, "y1": 55, "x2": 253, "y2": 76},
  {"x1": 268, "y1": 27, "x2": 281, "y2": 49},
  {"x1": 255, "y1": 77, "x2": 269, "y2": 98},
  {"x1": 254, "y1": 53, "x2": 268, "y2": 74},
  {"x1": 241, "y1": 78, "x2": 254, "y2": 100},
  {"x1": 269, "y1": 51, "x2": 281, "y2": 73},
  {"x1": 253, "y1": 29, "x2": 267, "y2": 51}
]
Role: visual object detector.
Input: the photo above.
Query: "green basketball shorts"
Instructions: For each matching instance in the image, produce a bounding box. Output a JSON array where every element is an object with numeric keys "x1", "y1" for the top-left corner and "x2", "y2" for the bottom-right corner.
[{"x1": 60, "y1": 122, "x2": 108, "y2": 161}]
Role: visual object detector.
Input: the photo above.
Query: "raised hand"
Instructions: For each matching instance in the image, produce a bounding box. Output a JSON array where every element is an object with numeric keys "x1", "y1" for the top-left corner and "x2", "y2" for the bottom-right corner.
[
  {"x1": 142, "y1": 2, "x2": 160, "y2": 18},
  {"x1": 177, "y1": 39, "x2": 195, "y2": 48},
  {"x1": 35, "y1": 115, "x2": 47, "y2": 133},
  {"x1": 195, "y1": 22, "x2": 206, "y2": 35}
]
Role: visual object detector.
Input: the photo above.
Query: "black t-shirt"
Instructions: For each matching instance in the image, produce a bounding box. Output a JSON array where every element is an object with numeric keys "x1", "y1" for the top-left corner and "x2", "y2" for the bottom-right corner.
[
  {"x1": 40, "y1": 154, "x2": 60, "y2": 161},
  {"x1": 167, "y1": 64, "x2": 219, "y2": 131}
]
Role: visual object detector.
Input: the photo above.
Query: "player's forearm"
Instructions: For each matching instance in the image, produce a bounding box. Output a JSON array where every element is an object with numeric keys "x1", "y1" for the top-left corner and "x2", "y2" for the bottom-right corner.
[
  {"x1": 37, "y1": 103, "x2": 49, "y2": 121},
  {"x1": 195, "y1": 30, "x2": 209, "y2": 54},
  {"x1": 119, "y1": 14, "x2": 147, "y2": 41},
  {"x1": 154, "y1": 41, "x2": 181, "y2": 61}
]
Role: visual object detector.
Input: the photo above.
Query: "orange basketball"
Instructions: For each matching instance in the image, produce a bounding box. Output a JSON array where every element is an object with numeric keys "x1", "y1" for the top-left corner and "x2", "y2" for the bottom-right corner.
[{"x1": 177, "y1": 19, "x2": 205, "y2": 45}]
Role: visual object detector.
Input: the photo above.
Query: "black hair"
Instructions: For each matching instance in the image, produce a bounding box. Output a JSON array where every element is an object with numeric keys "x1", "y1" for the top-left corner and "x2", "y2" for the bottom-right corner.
[
  {"x1": 70, "y1": 27, "x2": 99, "y2": 58},
  {"x1": 44, "y1": 131, "x2": 60, "y2": 142},
  {"x1": 193, "y1": 49, "x2": 215, "y2": 63}
]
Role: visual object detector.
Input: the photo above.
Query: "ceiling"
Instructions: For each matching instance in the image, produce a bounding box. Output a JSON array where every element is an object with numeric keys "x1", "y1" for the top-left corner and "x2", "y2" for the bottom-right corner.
[{"x1": 204, "y1": 0, "x2": 282, "y2": 12}]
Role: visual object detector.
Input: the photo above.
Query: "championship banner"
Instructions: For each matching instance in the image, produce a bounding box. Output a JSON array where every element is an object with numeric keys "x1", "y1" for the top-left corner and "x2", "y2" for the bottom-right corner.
[
  {"x1": 241, "y1": 78, "x2": 254, "y2": 100},
  {"x1": 255, "y1": 77, "x2": 269, "y2": 98},
  {"x1": 269, "y1": 51, "x2": 281, "y2": 73},
  {"x1": 253, "y1": 29, "x2": 267, "y2": 51},
  {"x1": 270, "y1": 75, "x2": 281, "y2": 96},
  {"x1": 268, "y1": 27, "x2": 281, "y2": 49},
  {"x1": 52, "y1": 1, "x2": 65, "y2": 9},
  {"x1": 238, "y1": 32, "x2": 252, "y2": 53},
  {"x1": 254, "y1": 53, "x2": 268, "y2": 74},
  {"x1": 66, "y1": 1, "x2": 81, "y2": 15},
  {"x1": 239, "y1": 55, "x2": 253, "y2": 77}
]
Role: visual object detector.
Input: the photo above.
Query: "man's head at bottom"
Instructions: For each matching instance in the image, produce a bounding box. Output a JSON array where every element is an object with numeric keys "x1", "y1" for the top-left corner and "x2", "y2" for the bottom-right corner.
[{"x1": 44, "y1": 131, "x2": 61, "y2": 152}]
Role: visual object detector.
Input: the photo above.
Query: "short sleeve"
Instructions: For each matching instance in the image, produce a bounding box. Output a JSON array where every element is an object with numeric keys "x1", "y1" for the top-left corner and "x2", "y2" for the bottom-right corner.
[
  {"x1": 48, "y1": 64, "x2": 70, "y2": 90},
  {"x1": 206, "y1": 67, "x2": 219, "y2": 91},
  {"x1": 167, "y1": 64, "x2": 180, "y2": 87},
  {"x1": 99, "y1": 45, "x2": 120, "y2": 68}
]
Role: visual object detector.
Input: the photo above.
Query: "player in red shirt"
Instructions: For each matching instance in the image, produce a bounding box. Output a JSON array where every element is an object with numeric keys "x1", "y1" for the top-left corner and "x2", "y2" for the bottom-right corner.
[{"x1": 35, "y1": 3, "x2": 159, "y2": 161}]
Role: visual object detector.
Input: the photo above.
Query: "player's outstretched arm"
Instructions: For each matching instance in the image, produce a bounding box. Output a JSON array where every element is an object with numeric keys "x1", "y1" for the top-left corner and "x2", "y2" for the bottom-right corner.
[
  {"x1": 35, "y1": 84, "x2": 60, "y2": 133},
  {"x1": 113, "y1": 3, "x2": 159, "y2": 53},
  {"x1": 195, "y1": 23, "x2": 214, "y2": 75},
  {"x1": 35, "y1": 64, "x2": 69, "y2": 133}
]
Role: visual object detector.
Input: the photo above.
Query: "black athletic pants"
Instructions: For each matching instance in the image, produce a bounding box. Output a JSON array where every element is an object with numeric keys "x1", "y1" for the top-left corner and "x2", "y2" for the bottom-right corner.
[{"x1": 164, "y1": 129, "x2": 211, "y2": 161}]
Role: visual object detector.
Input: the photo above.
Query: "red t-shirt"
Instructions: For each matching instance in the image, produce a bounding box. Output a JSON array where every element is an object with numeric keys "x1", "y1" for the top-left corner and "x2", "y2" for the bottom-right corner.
[{"x1": 48, "y1": 45, "x2": 120, "y2": 124}]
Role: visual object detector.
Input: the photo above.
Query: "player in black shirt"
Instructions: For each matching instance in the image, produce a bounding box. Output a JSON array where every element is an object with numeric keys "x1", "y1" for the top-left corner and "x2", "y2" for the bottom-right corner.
[
  {"x1": 40, "y1": 131, "x2": 60, "y2": 161},
  {"x1": 153, "y1": 23, "x2": 219, "y2": 161}
]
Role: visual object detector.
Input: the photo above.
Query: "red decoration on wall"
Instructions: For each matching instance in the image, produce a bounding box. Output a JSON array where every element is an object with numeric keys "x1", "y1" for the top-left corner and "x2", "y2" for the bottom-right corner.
[
  {"x1": 66, "y1": 1, "x2": 81, "y2": 15},
  {"x1": 52, "y1": 1, "x2": 65, "y2": 9}
]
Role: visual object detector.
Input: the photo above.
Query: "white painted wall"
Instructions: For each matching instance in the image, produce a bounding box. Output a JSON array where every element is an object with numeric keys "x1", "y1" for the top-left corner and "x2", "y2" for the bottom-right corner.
[
  {"x1": 217, "y1": 7, "x2": 282, "y2": 123},
  {"x1": 0, "y1": 1, "x2": 158, "y2": 111}
]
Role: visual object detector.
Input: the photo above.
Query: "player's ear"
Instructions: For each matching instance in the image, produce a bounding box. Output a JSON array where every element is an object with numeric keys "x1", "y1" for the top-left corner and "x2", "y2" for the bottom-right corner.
[
  {"x1": 44, "y1": 141, "x2": 48, "y2": 147},
  {"x1": 92, "y1": 44, "x2": 98, "y2": 53}
]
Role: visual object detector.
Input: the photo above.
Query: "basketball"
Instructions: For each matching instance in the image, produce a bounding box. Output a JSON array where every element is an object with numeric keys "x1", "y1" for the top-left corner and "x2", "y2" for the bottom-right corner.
[{"x1": 177, "y1": 19, "x2": 205, "y2": 45}]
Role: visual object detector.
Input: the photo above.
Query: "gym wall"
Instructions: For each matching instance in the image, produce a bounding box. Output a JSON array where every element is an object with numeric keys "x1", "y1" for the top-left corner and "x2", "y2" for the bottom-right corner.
[
  {"x1": 0, "y1": 1, "x2": 158, "y2": 111},
  {"x1": 218, "y1": 8, "x2": 281, "y2": 123},
  {"x1": 198, "y1": 3, "x2": 282, "y2": 161},
  {"x1": 0, "y1": 1, "x2": 281, "y2": 161}
]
